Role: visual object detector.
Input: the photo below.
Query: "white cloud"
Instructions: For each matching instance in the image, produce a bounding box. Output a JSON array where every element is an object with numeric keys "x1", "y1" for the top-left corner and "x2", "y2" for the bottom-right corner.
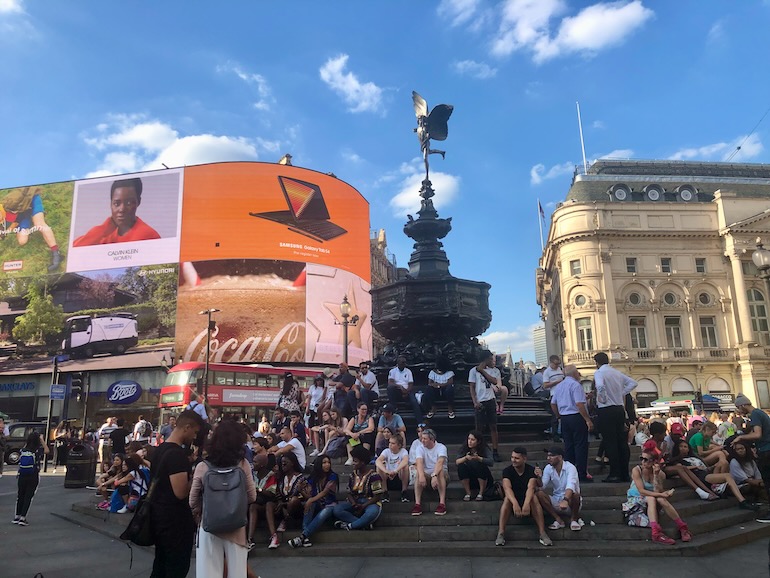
[
  {"x1": 0, "y1": 0, "x2": 23, "y2": 14},
  {"x1": 591, "y1": 120, "x2": 606, "y2": 129},
  {"x1": 707, "y1": 20, "x2": 725, "y2": 45},
  {"x1": 453, "y1": 59, "x2": 498, "y2": 79},
  {"x1": 438, "y1": 0, "x2": 482, "y2": 27},
  {"x1": 83, "y1": 115, "x2": 264, "y2": 178},
  {"x1": 530, "y1": 161, "x2": 574, "y2": 185},
  {"x1": 319, "y1": 54, "x2": 383, "y2": 114},
  {"x1": 490, "y1": 0, "x2": 653, "y2": 63},
  {"x1": 480, "y1": 324, "x2": 541, "y2": 358},
  {"x1": 216, "y1": 63, "x2": 274, "y2": 111},
  {"x1": 342, "y1": 150, "x2": 363, "y2": 163},
  {"x1": 596, "y1": 148, "x2": 634, "y2": 159},
  {"x1": 668, "y1": 134, "x2": 763, "y2": 162},
  {"x1": 388, "y1": 162, "x2": 461, "y2": 217}
]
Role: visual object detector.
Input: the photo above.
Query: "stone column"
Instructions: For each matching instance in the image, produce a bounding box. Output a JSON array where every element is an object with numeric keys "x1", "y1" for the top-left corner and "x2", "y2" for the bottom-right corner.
[{"x1": 727, "y1": 250, "x2": 754, "y2": 344}]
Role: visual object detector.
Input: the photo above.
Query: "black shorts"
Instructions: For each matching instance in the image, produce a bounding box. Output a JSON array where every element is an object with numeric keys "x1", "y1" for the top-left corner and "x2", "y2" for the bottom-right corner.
[
  {"x1": 307, "y1": 410, "x2": 319, "y2": 427},
  {"x1": 476, "y1": 399, "x2": 497, "y2": 428}
]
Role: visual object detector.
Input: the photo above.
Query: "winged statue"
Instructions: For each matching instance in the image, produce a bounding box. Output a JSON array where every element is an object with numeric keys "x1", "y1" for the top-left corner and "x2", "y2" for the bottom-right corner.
[{"x1": 412, "y1": 91, "x2": 454, "y2": 180}]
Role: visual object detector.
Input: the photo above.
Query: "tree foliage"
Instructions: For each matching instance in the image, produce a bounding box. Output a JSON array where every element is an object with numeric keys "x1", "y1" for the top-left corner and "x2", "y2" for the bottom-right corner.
[{"x1": 12, "y1": 283, "x2": 65, "y2": 345}]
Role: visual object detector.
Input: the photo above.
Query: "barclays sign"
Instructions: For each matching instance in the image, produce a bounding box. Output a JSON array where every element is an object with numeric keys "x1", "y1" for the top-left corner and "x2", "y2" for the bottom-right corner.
[{"x1": 106, "y1": 380, "x2": 143, "y2": 405}]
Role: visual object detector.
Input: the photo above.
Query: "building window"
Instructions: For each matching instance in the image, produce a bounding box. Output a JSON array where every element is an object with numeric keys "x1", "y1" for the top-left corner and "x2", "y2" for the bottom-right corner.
[
  {"x1": 626, "y1": 258, "x2": 637, "y2": 273},
  {"x1": 661, "y1": 257, "x2": 672, "y2": 273},
  {"x1": 575, "y1": 317, "x2": 593, "y2": 351},
  {"x1": 570, "y1": 259, "x2": 582, "y2": 276},
  {"x1": 695, "y1": 258, "x2": 706, "y2": 274},
  {"x1": 664, "y1": 316, "x2": 683, "y2": 348},
  {"x1": 698, "y1": 292, "x2": 712, "y2": 306},
  {"x1": 699, "y1": 316, "x2": 718, "y2": 348},
  {"x1": 628, "y1": 292, "x2": 643, "y2": 306},
  {"x1": 629, "y1": 317, "x2": 648, "y2": 349},
  {"x1": 663, "y1": 292, "x2": 677, "y2": 306},
  {"x1": 748, "y1": 288, "x2": 770, "y2": 346},
  {"x1": 574, "y1": 294, "x2": 587, "y2": 306},
  {"x1": 743, "y1": 261, "x2": 759, "y2": 276},
  {"x1": 758, "y1": 380, "x2": 770, "y2": 409}
]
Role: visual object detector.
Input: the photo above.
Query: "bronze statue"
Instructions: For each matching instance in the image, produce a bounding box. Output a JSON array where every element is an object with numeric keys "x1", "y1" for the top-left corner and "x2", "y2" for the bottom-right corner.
[{"x1": 412, "y1": 91, "x2": 453, "y2": 181}]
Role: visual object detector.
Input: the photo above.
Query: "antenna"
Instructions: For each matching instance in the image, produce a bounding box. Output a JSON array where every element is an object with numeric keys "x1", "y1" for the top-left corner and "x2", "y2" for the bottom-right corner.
[{"x1": 576, "y1": 101, "x2": 588, "y2": 174}]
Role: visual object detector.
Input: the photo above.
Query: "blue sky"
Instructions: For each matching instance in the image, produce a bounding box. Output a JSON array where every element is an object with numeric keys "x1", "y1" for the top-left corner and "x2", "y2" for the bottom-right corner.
[{"x1": 2, "y1": 1, "x2": 770, "y2": 362}]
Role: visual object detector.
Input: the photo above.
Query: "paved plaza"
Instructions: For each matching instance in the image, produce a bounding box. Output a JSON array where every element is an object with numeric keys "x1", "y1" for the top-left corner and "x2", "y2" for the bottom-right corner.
[{"x1": 1, "y1": 467, "x2": 768, "y2": 578}]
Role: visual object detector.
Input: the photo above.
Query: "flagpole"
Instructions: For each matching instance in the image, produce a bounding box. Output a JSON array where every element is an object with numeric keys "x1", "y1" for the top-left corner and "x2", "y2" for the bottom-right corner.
[
  {"x1": 538, "y1": 199, "x2": 544, "y2": 251},
  {"x1": 576, "y1": 101, "x2": 588, "y2": 174}
]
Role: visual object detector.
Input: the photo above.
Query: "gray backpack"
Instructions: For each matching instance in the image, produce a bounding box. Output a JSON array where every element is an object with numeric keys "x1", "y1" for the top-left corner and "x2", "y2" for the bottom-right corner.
[{"x1": 201, "y1": 461, "x2": 248, "y2": 534}]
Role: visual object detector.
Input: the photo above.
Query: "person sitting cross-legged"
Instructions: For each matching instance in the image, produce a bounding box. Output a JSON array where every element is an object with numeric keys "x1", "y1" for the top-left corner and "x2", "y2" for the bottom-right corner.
[
  {"x1": 535, "y1": 446, "x2": 584, "y2": 532},
  {"x1": 332, "y1": 445, "x2": 384, "y2": 531},
  {"x1": 495, "y1": 446, "x2": 551, "y2": 547},
  {"x1": 411, "y1": 428, "x2": 449, "y2": 516}
]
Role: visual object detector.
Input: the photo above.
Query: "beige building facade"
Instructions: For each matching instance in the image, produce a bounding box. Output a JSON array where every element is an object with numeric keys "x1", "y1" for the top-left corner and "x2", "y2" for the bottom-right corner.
[{"x1": 536, "y1": 160, "x2": 770, "y2": 408}]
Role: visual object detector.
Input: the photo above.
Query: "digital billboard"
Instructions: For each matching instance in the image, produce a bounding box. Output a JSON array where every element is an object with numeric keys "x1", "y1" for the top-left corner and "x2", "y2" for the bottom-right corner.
[{"x1": 0, "y1": 162, "x2": 372, "y2": 366}]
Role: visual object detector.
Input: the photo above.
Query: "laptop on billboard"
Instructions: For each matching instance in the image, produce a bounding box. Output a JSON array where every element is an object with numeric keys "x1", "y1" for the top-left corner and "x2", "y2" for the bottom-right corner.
[{"x1": 250, "y1": 176, "x2": 347, "y2": 242}]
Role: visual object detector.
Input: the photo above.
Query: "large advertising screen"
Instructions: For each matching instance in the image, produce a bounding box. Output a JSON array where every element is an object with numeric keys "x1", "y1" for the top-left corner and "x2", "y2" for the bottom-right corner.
[{"x1": 0, "y1": 162, "x2": 372, "y2": 367}]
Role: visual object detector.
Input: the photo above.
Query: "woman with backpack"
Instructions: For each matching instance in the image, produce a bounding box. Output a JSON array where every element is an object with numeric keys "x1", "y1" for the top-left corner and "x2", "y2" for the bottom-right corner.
[
  {"x1": 13, "y1": 432, "x2": 48, "y2": 525},
  {"x1": 189, "y1": 419, "x2": 256, "y2": 578}
]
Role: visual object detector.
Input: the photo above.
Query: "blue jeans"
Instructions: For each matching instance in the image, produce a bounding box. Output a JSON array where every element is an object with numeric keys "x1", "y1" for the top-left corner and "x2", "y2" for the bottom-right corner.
[
  {"x1": 332, "y1": 501, "x2": 381, "y2": 529},
  {"x1": 303, "y1": 503, "x2": 335, "y2": 537}
]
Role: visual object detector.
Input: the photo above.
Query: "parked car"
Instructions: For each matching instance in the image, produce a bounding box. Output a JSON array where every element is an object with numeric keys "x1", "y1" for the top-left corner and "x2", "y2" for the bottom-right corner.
[{"x1": 4, "y1": 421, "x2": 47, "y2": 465}]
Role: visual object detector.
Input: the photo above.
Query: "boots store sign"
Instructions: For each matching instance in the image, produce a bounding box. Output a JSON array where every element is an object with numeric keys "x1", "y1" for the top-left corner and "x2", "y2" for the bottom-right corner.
[{"x1": 107, "y1": 380, "x2": 143, "y2": 405}]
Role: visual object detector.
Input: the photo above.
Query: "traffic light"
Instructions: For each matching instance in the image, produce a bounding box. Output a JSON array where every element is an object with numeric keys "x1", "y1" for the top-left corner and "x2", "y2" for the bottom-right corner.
[{"x1": 70, "y1": 372, "x2": 84, "y2": 402}]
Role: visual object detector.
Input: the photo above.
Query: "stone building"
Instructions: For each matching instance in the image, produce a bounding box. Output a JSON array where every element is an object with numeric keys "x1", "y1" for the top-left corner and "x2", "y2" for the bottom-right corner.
[
  {"x1": 370, "y1": 228, "x2": 398, "y2": 357},
  {"x1": 536, "y1": 160, "x2": 770, "y2": 408}
]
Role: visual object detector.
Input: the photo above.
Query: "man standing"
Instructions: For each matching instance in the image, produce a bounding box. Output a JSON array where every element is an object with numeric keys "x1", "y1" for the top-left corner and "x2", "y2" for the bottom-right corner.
[
  {"x1": 550, "y1": 365, "x2": 593, "y2": 482},
  {"x1": 159, "y1": 415, "x2": 176, "y2": 443},
  {"x1": 412, "y1": 428, "x2": 448, "y2": 516},
  {"x1": 387, "y1": 356, "x2": 422, "y2": 421},
  {"x1": 187, "y1": 393, "x2": 209, "y2": 422},
  {"x1": 542, "y1": 355, "x2": 565, "y2": 441},
  {"x1": 97, "y1": 417, "x2": 117, "y2": 469},
  {"x1": 150, "y1": 409, "x2": 203, "y2": 578},
  {"x1": 495, "y1": 447, "x2": 551, "y2": 547},
  {"x1": 332, "y1": 362, "x2": 357, "y2": 418},
  {"x1": 732, "y1": 393, "x2": 770, "y2": 522},
  {"x1": 536, "y1": 446, "x2": 584, "y2": 531},
  {"x1": 109, "y1": 418, "x2": 130, "y2": 457},
  {"x1": 348, "y1": 361, "x2": 379, "y2": 411},
  {"x1": 132, "y1": 414, "x2": 152, "y2": 443},
  {"x1": 0, "y1": 417, "x2": 7, "y2": 478},
  {"x1": 593, "y1": 352, "x2": 637, "y2": 483},
  {"x1": 468, "y1": 350, "x2": 503, "y2": 462}
]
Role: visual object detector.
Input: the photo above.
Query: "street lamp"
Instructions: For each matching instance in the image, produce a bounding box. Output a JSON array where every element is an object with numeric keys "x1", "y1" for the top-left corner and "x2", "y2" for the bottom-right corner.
[
  {"x1": 752, "y1": 238, "x2": 770, "y2": 297},
  {"x1": 198, "y1": 309, "x2": 220, "y2": 399},
  {"x1": 334, "y1": 296, "x2": 359, "y2": 364}
]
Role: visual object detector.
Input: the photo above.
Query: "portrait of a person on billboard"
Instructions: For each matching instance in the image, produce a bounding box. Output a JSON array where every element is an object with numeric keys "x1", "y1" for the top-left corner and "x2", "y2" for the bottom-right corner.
[
  {"x1": 0, "y1": 186, "x2": 63, "y2": 272},
  {"x1": 67, "y1": 169, "x2": 182, "y2": 273},
  {"x1": 73, "y1": 177, "x2": 160, "y2": 246}
]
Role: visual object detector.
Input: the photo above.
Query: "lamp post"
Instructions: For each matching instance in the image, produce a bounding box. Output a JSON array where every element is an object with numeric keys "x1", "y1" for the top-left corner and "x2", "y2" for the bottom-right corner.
[
  {"x1": 752, "y1": 238, "x2": 770, "y2": 298},
  {"x1": 334, "y1": 296, "x2": 359, "y2": 364},
  {"x1": 198, "y1": 309, "x2": 220, "y2": 400}
]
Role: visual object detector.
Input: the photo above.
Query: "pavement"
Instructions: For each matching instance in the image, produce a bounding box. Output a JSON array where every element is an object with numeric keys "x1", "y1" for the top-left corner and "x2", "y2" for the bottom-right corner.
[{"x1": 1, "y1": 466, "x2": 769, "y2": 578}]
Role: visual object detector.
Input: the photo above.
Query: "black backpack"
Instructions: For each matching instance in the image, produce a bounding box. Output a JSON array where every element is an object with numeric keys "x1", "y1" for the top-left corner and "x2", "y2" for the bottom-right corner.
[{"x1": 523, "y1": 381, "x2": 535, "y2": 396}]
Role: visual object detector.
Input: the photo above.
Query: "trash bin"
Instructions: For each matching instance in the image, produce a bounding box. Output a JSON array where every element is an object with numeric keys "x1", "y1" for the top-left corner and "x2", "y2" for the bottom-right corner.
[{"x1": 64, "y1": 442, "x2": 97, "y2": 489}]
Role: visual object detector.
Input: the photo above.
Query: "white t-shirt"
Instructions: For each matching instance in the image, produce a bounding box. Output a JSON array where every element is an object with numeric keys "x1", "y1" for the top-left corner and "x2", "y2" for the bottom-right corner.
[
  {"x1": 541, "y1": 461, "x2": 580, "y2": 501},
  {"x1": 543, "y1": 366, "x2": 565, "y2": 398},
  {"x1": 379, "y1": 447, "x2": 408, "y2": 472},
  {"x1": 428, "y1": 370, "x2": 454, "y2": 385},
  {"x1": 358, "y1": 370, "x2": 379, "y2": 395},
  {"x1": 408, "y1": 439, "x2": 423, "y2": 465},
  {"x1": 416, "y1": 442, "x2": 448, "y2": 472},
  {"x1": 468, "y1": 367, "x2": 499, "y2": 403},
  {"x1": 307, "y1": 384, "x2": 326, "y2": 411},
  {"x1": 278, "y1": 437, "x2": 306, "y2": 470},
  {"x1": 388, "y1": 366, "x2": 414, "y2": 390}
]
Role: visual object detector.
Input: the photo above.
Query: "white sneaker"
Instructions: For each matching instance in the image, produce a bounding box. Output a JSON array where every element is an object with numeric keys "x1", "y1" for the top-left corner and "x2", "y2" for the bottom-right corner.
[
  {"x1": 117, "y1": 506, "x2": 129, "y2": 514},
  {"x1": 696, "y1": 487, "x2": 711, "y2": 500},
  {"x1": 309, "y1": 450, "x2": 319, "y2": 458},
  {"x1": 344, "y1": 458, "x2": 354, "y2": 466}
]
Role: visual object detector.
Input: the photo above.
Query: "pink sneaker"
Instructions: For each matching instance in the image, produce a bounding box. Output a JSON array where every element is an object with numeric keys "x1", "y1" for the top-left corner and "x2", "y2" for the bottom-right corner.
[{"x1": 652, "y1": 531, "x2": 676, "y2": 545}]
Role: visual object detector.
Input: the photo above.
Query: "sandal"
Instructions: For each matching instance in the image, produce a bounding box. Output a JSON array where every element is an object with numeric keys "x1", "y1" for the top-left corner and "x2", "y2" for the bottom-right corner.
[
  {"x1": 548, "y1": 520, "x2": 565, "y2": 530},
  {"x1": 426, "y1": 411, "x2": 435, "y2": 419},
  {"x1": 476, "y1": 494, "x2": 484, "y2": 501},
  {"x1": 463, "y1": 494, "x2": 471, "y2": 502},
  {"x1": 448, "y1": 411, "x2": 456, "y2": 419}
]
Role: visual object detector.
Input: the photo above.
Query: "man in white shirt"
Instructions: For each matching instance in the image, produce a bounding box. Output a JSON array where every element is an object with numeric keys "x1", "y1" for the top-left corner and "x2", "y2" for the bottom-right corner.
[
  {"x1": 270, "y1": 425, "x2": 306, "y2": 470},
  {"x1": 187, "y1": 394, "x2": 209, "y2": 422},
  {"x1": 375, "y1": 435, "x2": 410, "y2": 502},
  {"x1": 97, "y1": 417, "x2": 117, "y2": 467},
  {"x1": 542, "y1": 355, "x2": 565, "y2": 441},
  {"x1": 535, "y1": 446, "x2": 584, "y2": 531},
  {"x1": 412, "y1": 428, "x2": 448, "y2": 516},
  {"x1": 550, "y1": 365, "x2": 594, "y2": 482},
  {"x1": 593, "y1": 352, "x2": 638, "y2": 483},
  {"x1": 387, "y1": 356, "x2": 423, "y2": 421},
  {"x1": 132, "y1": 414, "x2": 152, "y2": 443},
  {"x1": 530, "y1": 368, "x2": 548, "y2": 399},
  {"x1": 468, "y1": 350, "x2": 504, "y2": 462},
  {"x1": 348, "y1": 361, "x2": 379, "y2": 412}
]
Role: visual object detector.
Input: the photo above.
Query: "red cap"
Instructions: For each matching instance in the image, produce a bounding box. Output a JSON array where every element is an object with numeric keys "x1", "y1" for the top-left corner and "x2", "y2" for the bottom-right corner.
[{"x1": 670, "y1": 423, "x2": 685, "y2": 435}]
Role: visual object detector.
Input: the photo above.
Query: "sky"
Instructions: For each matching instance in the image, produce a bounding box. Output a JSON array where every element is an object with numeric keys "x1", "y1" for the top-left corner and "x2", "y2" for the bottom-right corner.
[{"x1": 2, "y1": 0, "x2": 770, "y2": 362}]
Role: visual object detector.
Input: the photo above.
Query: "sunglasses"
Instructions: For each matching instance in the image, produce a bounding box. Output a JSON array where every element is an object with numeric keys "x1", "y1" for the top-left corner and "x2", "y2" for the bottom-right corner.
[{"x1": 640, "y1": 457, "x2": 655, "y2": 463}]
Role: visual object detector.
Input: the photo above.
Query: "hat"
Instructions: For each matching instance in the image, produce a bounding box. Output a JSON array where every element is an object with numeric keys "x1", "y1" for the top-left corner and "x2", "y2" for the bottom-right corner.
[
  {"x1": 546, "y1": 446, "x2": 564, "y2": 456},
  {"x1": 382, "y1": 403, "x2": 396, "y2": 414},
  {"x1": 322, "y1": 367, "x2": 334, "y2": 378},
  {"x1": 690, "y1": 416, "x2": 704, "y2": 424},
  {"x1": 284, "y1": 371, "x2": 293, "y2": 378},
  {"x1": 735, "y1": 393, "x2": 752, "y2": 407},
  {"x1": 670, "y1": 423, "x2": 685, "y2": 435}
]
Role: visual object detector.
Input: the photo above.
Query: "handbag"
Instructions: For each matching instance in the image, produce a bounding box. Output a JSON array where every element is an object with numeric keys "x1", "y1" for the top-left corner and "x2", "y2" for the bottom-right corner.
[{"x1": 120, "y1": 452, "x2": 169, "y2": 546}]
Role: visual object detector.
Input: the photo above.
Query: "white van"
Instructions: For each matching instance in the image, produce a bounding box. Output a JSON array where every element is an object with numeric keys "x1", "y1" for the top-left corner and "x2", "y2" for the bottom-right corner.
[{"x1": 61, "y1": 313, "x2": 138, "y2": 358}]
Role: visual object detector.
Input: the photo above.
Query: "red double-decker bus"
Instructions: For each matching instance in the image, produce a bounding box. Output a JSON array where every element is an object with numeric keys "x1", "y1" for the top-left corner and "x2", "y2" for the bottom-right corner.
[{"x1": 158, "y1": 362, "x2": 319, "y2": 422}]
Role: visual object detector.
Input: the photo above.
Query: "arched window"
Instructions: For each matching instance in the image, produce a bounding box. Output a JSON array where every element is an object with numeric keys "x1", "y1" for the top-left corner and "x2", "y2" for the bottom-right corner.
[{"x1": 748, "y1": 289, "x2": 770, "y2": 346}]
